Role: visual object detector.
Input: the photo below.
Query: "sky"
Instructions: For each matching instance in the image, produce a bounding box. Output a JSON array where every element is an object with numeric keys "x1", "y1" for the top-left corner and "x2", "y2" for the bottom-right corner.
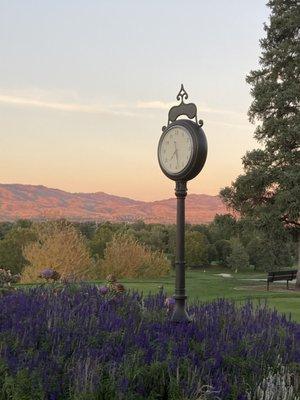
[{"x1": 0, "y1": 0, "x2": 270, "y2": 201}]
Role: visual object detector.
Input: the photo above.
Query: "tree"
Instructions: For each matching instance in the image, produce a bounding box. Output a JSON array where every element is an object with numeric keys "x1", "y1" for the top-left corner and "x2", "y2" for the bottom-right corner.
[
  {"x1": 247, "y1": 237, "x2": 275, "y2": 271},
  {"x1": 130, "y1": 224, "x2": 170, "y2": 253},
  {"x1": 74, "y1": 221, "x2": 97, "y2": 240},
  {"x1": 185, "y1": 231, "x2": 209, "y2": 268},
  {"x1": 209, "y1": 214, "x2": 238, "y2": 242},
  {"x1": 220, "y1": 0, "x2": 300, "y2": 286},
  {"x1": 0, "y1": 222, "x2": 13, "y2": 240},
  {"x1": 89, "y1": 222, "x2": 116, "y2": 259},
  {"x1": 21, "y1": 220, "x2": 94, "y2": 283},
  {"x1": 247, "y1": 234, "x2": 293, "y2": 271},
  {"x1": 0, "y1": 227, "x2": 36, "y2": 274},
  {"x1": 227, "y1": 238, "x2": 249, "y2": 272},
  {"x1": 215, "y1": 239, "x2": 232, "y2": 267},
  {"x1": 207, "y1": 244, "x2": 218, "y2": 264}
]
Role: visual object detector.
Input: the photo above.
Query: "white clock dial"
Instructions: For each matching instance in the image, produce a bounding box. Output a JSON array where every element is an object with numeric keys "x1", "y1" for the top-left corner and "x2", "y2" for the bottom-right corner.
[{"x1": 159, "y1": 126, "x2": 193, "y2": 174}]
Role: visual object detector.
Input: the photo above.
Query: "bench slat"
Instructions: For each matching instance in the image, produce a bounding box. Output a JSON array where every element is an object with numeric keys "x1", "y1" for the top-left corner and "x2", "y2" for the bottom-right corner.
[{"x1": 266, "y1": 269, "x2": 297, "y2": 290}]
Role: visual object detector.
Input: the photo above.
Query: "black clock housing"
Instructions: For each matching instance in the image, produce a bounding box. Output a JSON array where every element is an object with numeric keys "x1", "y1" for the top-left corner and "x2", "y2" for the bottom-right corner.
[{"x1": 158, "y1": 119, "x2": 207, "y2": 181}]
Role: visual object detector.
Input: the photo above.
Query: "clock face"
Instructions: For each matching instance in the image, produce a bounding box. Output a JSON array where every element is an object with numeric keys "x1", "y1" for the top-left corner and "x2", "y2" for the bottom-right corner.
[{"x1": 158, "y1": 126, "x2": 193, "y2": 174}]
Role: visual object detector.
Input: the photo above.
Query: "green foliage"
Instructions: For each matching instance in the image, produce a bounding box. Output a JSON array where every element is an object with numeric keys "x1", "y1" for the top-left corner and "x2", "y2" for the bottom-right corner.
[
  {"x1": 220, "y1": 0, "x2": 300, "y2": 276},
  {"x1": 71, "y1": 370, "x2": 117, "y2": 400},
  {"x1": 215, "y1": 239, "x2": 232, "y2": 267},
  {"x1": 247, "y1": 237, "x2": 276, "y2": 271},
  {"x1": 209, "y1": 214, "x2": 238, "y2": 242},
  {"x1": 0, "y1": 227, "x2": 36, "y2": 274},
  {"x1": 185, "y1": 231, "x2": 209, "y2": 268},
  {"x1": 89, "y1": 222, "x2": 116, "y2": 259},
  {"x1": 247, "y1": 234, "x2": 293, "y2": 271},
  {"x1": 127, "y1": 361, "x2": 174, "y2": 399},
  {"x1": 14, "y1": 219, "x2": 33, "y2": 229},
  {"x1": 220, "y1": 0, "x2": 299, "y2": 234},
  {"x1": 193, "y1": 224, "x2": 212, "y2": 242},
  {"x1": 74, "y1": 221, "x2": 97, "y2": 240},
  {"x1": 206, "y1": 243, "x2": 218, "y2": 264},
  {"x1": 0, "y1": 222, "x2": 13, "y2": 240},
  {"x1": 227, "y1": 238, "x2": 249, "y2": 271},
  {"x1": 0, "y1": 359, "x2": 8, "y2": 399},
  {"x1": 131, "y1": 224, "x2": 170, "y2": 254},
  {"x1": 0, "y1": 214, "x2": 295, "y2": 277},
  {"x1": 1, "y1": 368, "x2": 44, "y2": 400}
]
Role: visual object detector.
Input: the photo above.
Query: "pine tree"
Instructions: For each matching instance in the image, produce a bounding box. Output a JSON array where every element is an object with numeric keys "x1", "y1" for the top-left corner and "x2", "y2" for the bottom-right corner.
[{"x1": 220, "y1": 0, "x2": 300, "y2": 287}]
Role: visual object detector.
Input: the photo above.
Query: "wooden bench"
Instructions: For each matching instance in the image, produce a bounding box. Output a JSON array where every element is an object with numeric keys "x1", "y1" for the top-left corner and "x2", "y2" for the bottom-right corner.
[{"x1": 267, "y1": 270, "x2": 298, "y2": 290}]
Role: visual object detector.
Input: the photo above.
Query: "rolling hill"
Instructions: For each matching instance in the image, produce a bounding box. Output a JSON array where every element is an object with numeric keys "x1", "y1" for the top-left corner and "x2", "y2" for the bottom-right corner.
[{"x1": 0, "y1": 184, "x2": 228, "y2": 224}]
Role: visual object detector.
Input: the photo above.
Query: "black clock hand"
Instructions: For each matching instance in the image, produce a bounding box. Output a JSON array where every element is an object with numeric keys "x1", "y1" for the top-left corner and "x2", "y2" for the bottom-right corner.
[
  {"x1": 174, "y1": 141, "x2": 179, "y2": 166},
  {"x1": 169, "y1": 149, "x2": 177, "y2": 161}
]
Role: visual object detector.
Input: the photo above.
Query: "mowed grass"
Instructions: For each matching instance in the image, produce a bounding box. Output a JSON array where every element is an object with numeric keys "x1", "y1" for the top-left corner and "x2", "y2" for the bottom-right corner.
[
  {"x1": 18, "y1": 268, "x2": 300, "y2": 322},
  {"x1": 114, "y1": 268, "x2": 300, "y2": 322}
]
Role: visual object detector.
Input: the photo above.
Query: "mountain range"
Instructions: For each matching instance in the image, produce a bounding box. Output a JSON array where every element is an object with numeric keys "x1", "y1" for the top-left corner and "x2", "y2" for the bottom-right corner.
[{"x1": 0, "y1": 184, "x2": 228, "y2": 224}]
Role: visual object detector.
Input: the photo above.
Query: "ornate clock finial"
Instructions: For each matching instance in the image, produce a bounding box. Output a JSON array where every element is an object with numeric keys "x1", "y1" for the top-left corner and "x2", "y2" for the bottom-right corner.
[
  {"x1": 176, "y1": 84, "x2": 188, "y2": 104},
  {"x1": 162, "y1": 84, "x2": 203, "y2": 130}
]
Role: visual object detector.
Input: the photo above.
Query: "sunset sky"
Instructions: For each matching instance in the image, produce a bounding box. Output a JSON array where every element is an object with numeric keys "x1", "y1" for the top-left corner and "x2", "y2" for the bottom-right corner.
[{"x1": 0, "y1": 1, "x2": 269, "y2": 201}]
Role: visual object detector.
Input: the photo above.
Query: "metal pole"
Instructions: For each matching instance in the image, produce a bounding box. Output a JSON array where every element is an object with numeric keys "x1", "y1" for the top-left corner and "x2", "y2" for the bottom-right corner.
[
  {"x1": 171, "y1": 180, "x2": 191, "y2": 322},
  {"x1": 295, "y1": 230, "x2": 300, "y2": 291}
]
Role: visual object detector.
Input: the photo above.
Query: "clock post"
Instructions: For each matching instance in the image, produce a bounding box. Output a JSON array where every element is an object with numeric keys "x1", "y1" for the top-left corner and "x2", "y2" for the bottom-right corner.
[
  {"x1": 173, "y1": 180, "x2": 189, "y2": 322},
  {"x1": 157, "y1": 85, "x2": 208, "y2": 323}
]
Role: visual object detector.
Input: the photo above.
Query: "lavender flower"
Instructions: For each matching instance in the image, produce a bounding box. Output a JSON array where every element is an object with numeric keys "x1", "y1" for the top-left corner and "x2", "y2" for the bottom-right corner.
[
  {"x1": 165, "y1": 296, "x2": 175, "y2": 309},
  {"x1": 98, "y1": 285, "x2": 109, "y2": 295},
  {"x1": 0, "y1": 286, "x2": 298, "y2": 399},
  {"x1": 39, "y1": 268, "x2": 60, "y2": 281}
]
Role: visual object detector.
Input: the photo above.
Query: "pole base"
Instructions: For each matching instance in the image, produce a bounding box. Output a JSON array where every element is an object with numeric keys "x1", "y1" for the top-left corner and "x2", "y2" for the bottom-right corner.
[{"x1": 171, "y1": 299, "x2": 192, "y2": 323}]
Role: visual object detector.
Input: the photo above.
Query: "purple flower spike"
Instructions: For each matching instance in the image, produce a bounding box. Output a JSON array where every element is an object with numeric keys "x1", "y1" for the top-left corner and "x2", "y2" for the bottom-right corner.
[
  {"x1": 40, "y1": 268, "x2": 55, "y2": 279},
  {"x1": 165, "y1": 297, "x2": 175, "y2": 308},
  {"x1": 39, "y1": 268, "x2": 60, "y2": 281},
  {"x1": 99, "y1": 285, "x2": 109, "y2": 295},
  {"x1": 0, "y1": 286, "x2": 299, "y2": 399}
]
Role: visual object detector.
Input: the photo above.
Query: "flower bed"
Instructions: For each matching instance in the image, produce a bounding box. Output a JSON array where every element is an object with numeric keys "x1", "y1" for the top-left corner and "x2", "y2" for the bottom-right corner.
[{"x1": 0, "y1": 285, "x2": 299, "y2": 399}]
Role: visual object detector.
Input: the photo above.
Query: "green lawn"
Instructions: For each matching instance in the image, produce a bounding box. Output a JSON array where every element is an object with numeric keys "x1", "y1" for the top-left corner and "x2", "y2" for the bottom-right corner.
[
  {"x1": 113, "y1": 268, "x2": 300, "y2": 322},
  {"x1": 17, "y1": 268, "x2": 300, "y2": 322}
]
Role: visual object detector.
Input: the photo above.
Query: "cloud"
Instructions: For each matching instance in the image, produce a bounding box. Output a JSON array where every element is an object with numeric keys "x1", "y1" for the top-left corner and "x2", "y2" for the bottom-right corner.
[
  {"x1": 136, "y1": 100, "x2": 173, "y2": 110},
  {"x1": 0, "y1": 92, "x2": 137, "y2": 117},
  {"x1": 0, "y1": 88, "x2": 250, "y2": 127},
  {"x1": 136, "y1": 99, "x2": 245, "y2": 118}
]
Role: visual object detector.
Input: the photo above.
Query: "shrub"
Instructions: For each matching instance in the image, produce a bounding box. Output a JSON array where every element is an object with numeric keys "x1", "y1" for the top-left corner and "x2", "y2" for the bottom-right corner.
[
  {"x1": 21, "y1": 220, "x2": 95, "y2": 283},
  {"x1": 100, "y1": 233, "x2": 171, "y2": 278}
]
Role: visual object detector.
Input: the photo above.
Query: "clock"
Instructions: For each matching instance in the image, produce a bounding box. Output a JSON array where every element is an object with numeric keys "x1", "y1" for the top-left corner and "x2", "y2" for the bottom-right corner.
[
  {"x1": 157, "y1": 85, "x2": 208, "y2": 322},
  {"x1": 158, "y1": 119, "x2": 207, "y2": 181}
]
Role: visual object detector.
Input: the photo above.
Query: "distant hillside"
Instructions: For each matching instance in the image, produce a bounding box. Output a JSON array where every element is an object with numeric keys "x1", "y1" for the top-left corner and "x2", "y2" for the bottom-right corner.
[{"x1": 0, "y1": 184, "x2": 228, "y2": 224}]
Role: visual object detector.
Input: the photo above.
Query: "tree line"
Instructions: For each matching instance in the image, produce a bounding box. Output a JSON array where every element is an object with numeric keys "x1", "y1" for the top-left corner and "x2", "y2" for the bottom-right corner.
[{"x1": 0, "y1": 215, "x2": 296, "y2": 281}]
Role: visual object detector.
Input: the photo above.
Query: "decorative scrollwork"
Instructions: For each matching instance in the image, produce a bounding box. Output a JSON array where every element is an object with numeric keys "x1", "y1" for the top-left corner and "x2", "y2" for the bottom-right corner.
[
  {"x1": 163, "y1": 84, "x2": 203, "y2": 130},
  {"x1": 176, "y1": 84, "x2": 188, "y2": 103}
]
